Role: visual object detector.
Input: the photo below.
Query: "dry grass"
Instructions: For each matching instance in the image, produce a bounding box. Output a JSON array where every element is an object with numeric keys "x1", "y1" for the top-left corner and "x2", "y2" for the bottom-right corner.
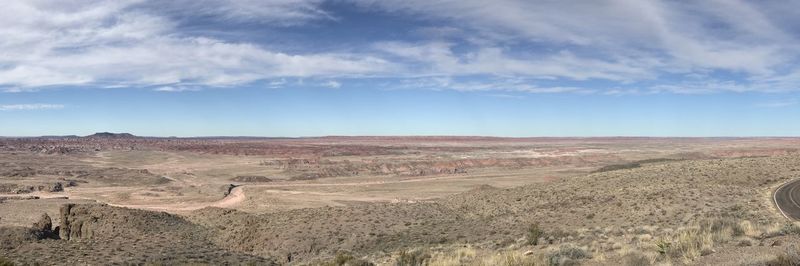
[
  {"x1": 395, "y1": 249, "x2": 431, "y2": 266},
  {"x1": 396, "y1": 246, "x2": 546, "y2": 266},
  {"x1": 427, "y1": 247, "x2": 476, "y2": 266},
  {"x1": 527, "y1": 223, "x2": 544, "y2": 245},
  {"x1": 651, "y1": 219, "x2": 800, "y2": 264},
  {"x1": 0, "y1": 257, "x2": 14, "y2": 266},
  {"x1": 478, "y1": 251, "x2": 542, "y2": 266},
  {"x1": 547, "y1": 244, "x2": 591, "y2": 266},
  {"x1": 316, "y1": 251, "x2": 374, "y2": 266},
  {"x1": 381, "y1": 217, "x2": 796, "y2": 266},
  {"x1": 765, "y1": 244, "x2": 800, "y2": 266}
]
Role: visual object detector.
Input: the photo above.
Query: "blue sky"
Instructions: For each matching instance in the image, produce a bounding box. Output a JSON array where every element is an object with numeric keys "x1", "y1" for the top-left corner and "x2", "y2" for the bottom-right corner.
[{"x1": 1, "y1": 1, "x2": 800, "y2": 137}]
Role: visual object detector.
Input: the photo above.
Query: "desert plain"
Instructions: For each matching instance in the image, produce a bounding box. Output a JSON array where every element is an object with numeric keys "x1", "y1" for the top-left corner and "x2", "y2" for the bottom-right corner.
[{"x1": 2, "y1": 134, "x2": 800, "y2": 265}]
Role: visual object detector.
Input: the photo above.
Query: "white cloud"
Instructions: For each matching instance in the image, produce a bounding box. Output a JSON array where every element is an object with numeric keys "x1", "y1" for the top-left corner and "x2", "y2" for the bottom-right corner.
[
  {"x1": 153, "y1": 86, "x2": 199, "y2": 92},
  {"x1": 0, "y1": 0, "x2": 392, "y2": 91},
  {"x1": 322, "y1": 80, "x2": 342, "y2": 89},
  {"x1": 0, "y1": 104, "x2": 64, "y2": 111},
  {"x1": 1, "y1": 0, "x2": 800, "y2": 94},
  {"x1": 357, "y1": 0, "x2": 800, "y2": 93},
  {"x1": 486, "y1": 93, "x2": 525, "y2": 99}
]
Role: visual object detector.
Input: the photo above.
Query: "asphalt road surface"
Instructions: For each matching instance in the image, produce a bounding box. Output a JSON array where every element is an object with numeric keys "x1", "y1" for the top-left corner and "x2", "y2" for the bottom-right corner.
[{"x1": 774, "y1": 178, "x2": 800, "y2": 220}]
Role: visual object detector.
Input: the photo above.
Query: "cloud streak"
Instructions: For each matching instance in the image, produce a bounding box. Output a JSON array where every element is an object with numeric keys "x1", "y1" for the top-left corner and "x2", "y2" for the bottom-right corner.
[
  {"x1": 0, "y1": 104, "x2": 65, "y2": 111},
  {"x1": 756, "y1": 99, "x2": 798, "y2": 108}
]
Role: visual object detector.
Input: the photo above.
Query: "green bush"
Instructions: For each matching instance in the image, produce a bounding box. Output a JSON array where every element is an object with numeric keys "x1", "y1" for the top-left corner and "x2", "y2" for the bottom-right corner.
[
  {"x1": 527, "y1": 223, "x2": 544, "y2": 245},
  {"x1": 655, "y1": 239, "x2": 671, "y2": 255}
]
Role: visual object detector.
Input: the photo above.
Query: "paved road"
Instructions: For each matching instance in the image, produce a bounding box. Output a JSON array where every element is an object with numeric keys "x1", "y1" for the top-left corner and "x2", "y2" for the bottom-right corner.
[{"x1": 774, "y1": 178, "x2": 800, "y2": 220}]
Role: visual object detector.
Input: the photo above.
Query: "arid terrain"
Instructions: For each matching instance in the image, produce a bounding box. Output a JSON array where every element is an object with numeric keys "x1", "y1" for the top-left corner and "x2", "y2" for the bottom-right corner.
[{"x1": 2, "y1": 134, "x2": 800, "y2": 265}]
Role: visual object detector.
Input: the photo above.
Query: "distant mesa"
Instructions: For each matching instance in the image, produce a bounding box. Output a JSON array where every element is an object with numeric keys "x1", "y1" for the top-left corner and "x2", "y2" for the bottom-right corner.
[{"x1": 85, "y1": 132, "x2": 137, "y2": 139}]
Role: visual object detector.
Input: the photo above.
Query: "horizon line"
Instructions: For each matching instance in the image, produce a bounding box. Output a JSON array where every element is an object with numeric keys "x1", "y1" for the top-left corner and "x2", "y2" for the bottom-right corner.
[{"x1": 2, "y1": 133, "x2": 800, "y2": 139}]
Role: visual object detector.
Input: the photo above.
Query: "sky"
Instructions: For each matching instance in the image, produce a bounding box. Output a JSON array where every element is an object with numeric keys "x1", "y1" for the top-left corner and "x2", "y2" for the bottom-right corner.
[{"x1": 1, "y1": 0, "x2": 800, "y2": 137}]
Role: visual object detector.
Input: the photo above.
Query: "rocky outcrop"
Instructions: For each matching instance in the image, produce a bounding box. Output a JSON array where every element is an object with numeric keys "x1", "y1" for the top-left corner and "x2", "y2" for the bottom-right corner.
[
  {"x1": 223, "y1": 184, "x2": 237, "y2": 196},
  {"x1": 58, "y1": 204, "x2": 74, "y2": 240},
  {"x1": 231, "y1": 175, "x2": 273, "y2": 182},
  {"x1": 30, "y1": 213, "x2": 55, "y2": 239},
  {"x1": 48, "y1": 182, "x2": 63, "y2": 192},
  {"x1": 0, "y1": 182, "x2": 64, "y2": 194},
  {"x1": 58, "y1": 203, "x2": 96, "y2": 240},
  {"x1": 57, "y1": 203, "x2": 202, "y2": 242},
  {"x1": 4, "y1": 204, "x2": 278, "y2": 265}
]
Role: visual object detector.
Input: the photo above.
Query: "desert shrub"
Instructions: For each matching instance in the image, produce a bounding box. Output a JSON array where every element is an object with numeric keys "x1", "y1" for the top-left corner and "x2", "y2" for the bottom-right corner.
[
  {"x1": 700, "y1": 217, "x2": 745, "y2": 240},
  {"x1": 667, "y1": 229, "x2": 713, "y2": 262},
  {"x1": 396, "y1": 249, "x2": 431, "y2": 266},
  {"x1": 427, "y1": 247, "x2": 476, "y2": 266},
  {"x1": 762, "y1": 223, "x2": 800, "y2": 238},
  {"x1": 765, "y1": 245, "x2": 800, "y2": 266},
  {"x1": 654, "y1": 218, "x2": 771, "y2": 263},
  {"x1": 527, "y1": 223, "x2": 544, "y2": 245},
  {"x1": 782, "y1": 223, "x2": 800, "y2": 236},
  {"x1": 655, "y1": 239, "x2": 671, "y2": 255},
  {"x1": 320, "y1": 251, "x2": 374, "y2": 266},
  {"x1": 547, "y1": 244, "x2": 589, "y2": 266},
  {"x1": 334, "y1": 252, "x2": 356, "y2": 265},
  {"x1": 0, "y1": 257, "x2": 13, "y2": 266},
  {"x1": 622, "y1": 252, "x2": 652, "y2": 266},
  {"x1": 481, "y1": 251, "x2": 539, "y2": 266}
]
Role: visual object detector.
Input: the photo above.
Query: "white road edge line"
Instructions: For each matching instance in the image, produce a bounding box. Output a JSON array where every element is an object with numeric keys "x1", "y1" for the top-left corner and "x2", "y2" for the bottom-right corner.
[{"x1": 774, "y1": 178, "x2": 797, "y2": 220}]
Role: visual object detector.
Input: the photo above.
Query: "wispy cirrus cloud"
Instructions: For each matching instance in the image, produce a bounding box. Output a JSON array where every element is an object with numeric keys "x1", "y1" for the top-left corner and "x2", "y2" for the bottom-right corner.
[
  {"x1": 2, "y1": 0, "x2": 800, "y2": 95},
  {"x1": 0, "y1": 104, "x2": 64, "y2": 111},
  {"x1": 0, "y1": 1, "x2": 393, "y2": 92},
  {"x1": 756, "y1": 99, "x2": 798, "y2": 108}
]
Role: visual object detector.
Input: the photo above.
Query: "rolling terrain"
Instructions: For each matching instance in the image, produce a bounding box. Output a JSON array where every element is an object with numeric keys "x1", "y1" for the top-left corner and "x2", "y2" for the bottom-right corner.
[{"x1": 2, "y1": 135, "x2": 800, "y2": 265}]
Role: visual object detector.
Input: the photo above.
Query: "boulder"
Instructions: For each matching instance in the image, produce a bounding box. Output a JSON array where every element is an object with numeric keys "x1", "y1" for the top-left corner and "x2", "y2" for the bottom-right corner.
[
  {"x1": 48, "y1": 182, "x2": 63, "y2": 192},
  {"x1": 31, "y1": 213, "x2": 52, "y2": 232},
  {"x1": 30, "y1": 213, "x2": 54, "y2": 239}
]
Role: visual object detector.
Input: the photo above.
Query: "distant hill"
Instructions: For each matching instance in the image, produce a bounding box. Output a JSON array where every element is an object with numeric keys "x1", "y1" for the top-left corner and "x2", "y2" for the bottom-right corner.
[{"x1": 85, "y1": 132, "x2": 137, "y2": 139}]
